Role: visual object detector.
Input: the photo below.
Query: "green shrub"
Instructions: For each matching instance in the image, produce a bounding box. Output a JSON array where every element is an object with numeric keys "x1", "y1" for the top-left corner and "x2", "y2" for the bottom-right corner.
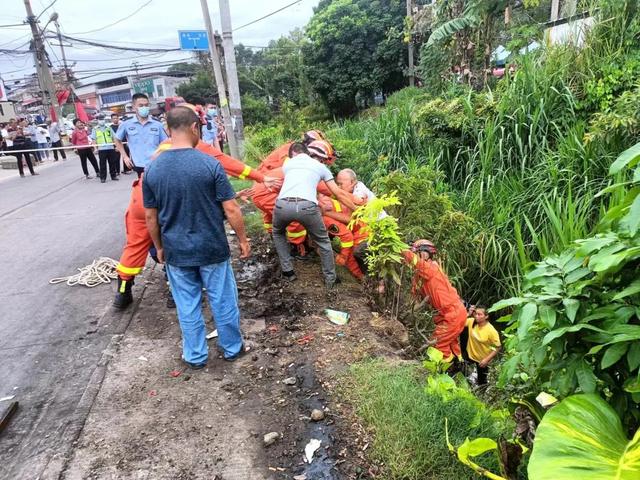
[
  {"x1": 343, "y1": 361, "x2": 513, "y2": 480},
  {"x1": 493, "y1": 143, "x2": 640, "y2": 431}
]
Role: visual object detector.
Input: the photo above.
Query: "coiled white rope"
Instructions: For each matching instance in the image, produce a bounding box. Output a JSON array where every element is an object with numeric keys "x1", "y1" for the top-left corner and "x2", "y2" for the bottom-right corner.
[{"x1": 49, "y1": 257, "x2": 119, "y2": 287}]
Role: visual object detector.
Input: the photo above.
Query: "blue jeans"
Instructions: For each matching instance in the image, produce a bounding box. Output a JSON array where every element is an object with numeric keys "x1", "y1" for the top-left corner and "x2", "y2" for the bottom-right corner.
[{"x1": 165, "y1": 260, "x2": 243, "y2": 365}]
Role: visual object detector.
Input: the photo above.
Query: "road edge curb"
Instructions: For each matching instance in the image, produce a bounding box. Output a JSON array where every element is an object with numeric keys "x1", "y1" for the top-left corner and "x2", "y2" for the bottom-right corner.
[{"x1": 38, "y1": 276, "x2": 151, "y2": 480}]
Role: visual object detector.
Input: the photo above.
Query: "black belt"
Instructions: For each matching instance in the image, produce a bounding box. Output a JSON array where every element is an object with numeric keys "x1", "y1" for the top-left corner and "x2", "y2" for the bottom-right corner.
[{"x1": 280, "y1": 197, "x2": 307, "y2": 202}]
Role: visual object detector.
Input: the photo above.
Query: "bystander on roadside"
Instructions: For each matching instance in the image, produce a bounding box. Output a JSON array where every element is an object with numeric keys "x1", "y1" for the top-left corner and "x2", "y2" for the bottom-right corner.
[
  {"x1": 110, "y1": 113, "x2": 130, "y2": 174},
  {"x1": 71, "y1": 119, "x2": 100, "y2": 179},
  {"x1": 47, "y1": 119, "x2": 66, "y2": 161},
  {"x1": 8, "y1": 119, "x2": 38, "y2": 177},
  {"x1": 142, "y1": 106, "x2": 250, "y2": 368}
]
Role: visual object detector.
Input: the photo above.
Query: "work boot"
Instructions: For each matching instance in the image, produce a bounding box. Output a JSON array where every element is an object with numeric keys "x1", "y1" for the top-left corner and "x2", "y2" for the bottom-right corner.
[{"x1": 113, "y1": 277, "x2": 134, "y2": 309}]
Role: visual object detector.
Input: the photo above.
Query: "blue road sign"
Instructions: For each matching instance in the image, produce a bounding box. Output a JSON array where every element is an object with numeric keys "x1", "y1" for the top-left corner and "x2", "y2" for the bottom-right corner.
[{"x1": 178, "y1": 30, "x2": 209, "y2": 51}]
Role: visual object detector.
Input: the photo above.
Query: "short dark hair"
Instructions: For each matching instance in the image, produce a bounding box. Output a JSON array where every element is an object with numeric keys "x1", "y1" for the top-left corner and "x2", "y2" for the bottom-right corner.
[
  {"x1": 166, "y1": 106, "x2": 199, "y2": 131},
  {"x1": 132, "y1": 93, "x2": 149, "y2": 103},
  {"x1": 73, "y1": 118, "x2": 83, "y2": 126},
  {"x1": 110, "y1": 113, "x2": 118, "y2": 118},
  {"x1": 288, "y1": 142, "x2": 308, "y2": 157}
]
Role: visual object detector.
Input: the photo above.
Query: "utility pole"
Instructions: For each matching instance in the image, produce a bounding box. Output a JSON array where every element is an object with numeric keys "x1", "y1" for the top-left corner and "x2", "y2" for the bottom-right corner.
[
  {"x1": 23, "y1": 0, "x2": 62, "y2": 122},
  {"x1": 199, "y1": 0, "x2": 239, "y2": 158},
  {"x1": 52, "y1": 15, "x2": 71, "y2": 84},
  {"x1": 406, "y1": 0, "x2": 415, "y2": 87},
  {"x1": 218, "y1": 0, "x2": 244, "y2": 155},
  {"x1": 52, "y1": 13, "x2": 76, "y2": 118},
  {"x1": 550, "y1": 0, "x2": 560, "y2": 21}
]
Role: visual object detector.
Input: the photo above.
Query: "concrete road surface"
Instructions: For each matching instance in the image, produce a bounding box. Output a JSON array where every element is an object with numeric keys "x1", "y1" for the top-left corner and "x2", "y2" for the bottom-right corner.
[{"x1": 0, "y1": 159, "x2": 135, "y2": 479}]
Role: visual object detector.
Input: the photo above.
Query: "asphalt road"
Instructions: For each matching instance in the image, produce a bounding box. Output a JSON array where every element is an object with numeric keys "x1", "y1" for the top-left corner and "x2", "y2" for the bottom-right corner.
[{"x1": 0, "y1": 159, "x2": 134, "y2": 479}]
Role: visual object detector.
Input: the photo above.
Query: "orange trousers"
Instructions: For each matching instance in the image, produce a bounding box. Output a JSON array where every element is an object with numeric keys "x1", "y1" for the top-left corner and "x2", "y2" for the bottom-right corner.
[
  {"x1": 433, "y1": 306, "x2": 468, "y2": 361},
  {"x1": 322, "y1": 217, "x2": 363, "y2": 280},
  {"x1": 117, "y1": 180, "x2": 153, "y2": 281}
]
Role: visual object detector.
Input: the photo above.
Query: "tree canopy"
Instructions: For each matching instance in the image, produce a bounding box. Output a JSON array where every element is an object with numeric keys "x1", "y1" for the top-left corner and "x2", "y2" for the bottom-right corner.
[{"x1": 303, "y1": 0, "x2": 407, "y2": 115}]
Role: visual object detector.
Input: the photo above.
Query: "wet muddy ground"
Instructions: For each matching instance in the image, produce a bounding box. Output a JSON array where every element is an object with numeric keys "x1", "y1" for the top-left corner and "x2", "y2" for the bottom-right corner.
[{"x1": 58, "y1": 237, "x2": 407, "y2": 479}]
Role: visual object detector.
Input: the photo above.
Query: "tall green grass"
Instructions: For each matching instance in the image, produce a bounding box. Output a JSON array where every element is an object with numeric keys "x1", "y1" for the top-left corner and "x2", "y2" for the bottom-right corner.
[{"x1": 341, "y1": 361, "x2": 514, "y2": 480}]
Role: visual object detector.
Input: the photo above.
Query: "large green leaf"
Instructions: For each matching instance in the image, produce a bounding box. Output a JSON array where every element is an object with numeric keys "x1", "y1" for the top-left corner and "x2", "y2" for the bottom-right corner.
[
  {"x1": 620, "y1": 194, "x2": 640, "y2": 236},
  {"x1": 542, "y1": 324, "x2": 606, "y2": 346},
  {"x1": 518, "y1": 302, "x2": 538, "y2": 340},
  {"x1": 489, "y1": 297, "x2": 527, "y2": 312},
  {"x1": 601, "y1": 342, "x2": 629, "y2": 369},
  {"x1": 613, "y1": 279, "x2": 640, "y2": 300},
  {"x1": 528, "y1": 394, "x2": 640, "y2": 479},
  {"x1": 610, "y1": 142, "x2": 640, "y2": 175},
  {"x1": 426, "y1": 16, "x2": 480, "y2": 47},
  {"x1": 575, "y1": 360, "x2": 597, "y2": 393}
]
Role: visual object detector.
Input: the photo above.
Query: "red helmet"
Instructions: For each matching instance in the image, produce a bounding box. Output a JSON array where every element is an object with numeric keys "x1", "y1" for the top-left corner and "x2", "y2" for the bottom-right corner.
[
  {"x1": 303, "y1": 129, "x2": 327, "y2": 144},
  {"x1": 307, "y1": 140, "x2": 336, "y2": 165},
  {"x1": 411, "y1": 239, "x2": 437, "y2": 256}
]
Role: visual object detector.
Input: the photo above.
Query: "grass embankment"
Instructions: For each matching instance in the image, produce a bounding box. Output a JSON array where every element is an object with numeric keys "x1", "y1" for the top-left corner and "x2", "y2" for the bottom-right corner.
[{"x1": 342, "y1": 361, "x2": 513, "y2": 480}]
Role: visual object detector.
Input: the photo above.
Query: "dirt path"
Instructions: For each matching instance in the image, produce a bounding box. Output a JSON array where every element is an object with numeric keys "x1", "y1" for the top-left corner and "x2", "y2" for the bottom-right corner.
[{"x1": 59, "y1": 239, "x2": 407, "y2": 479}]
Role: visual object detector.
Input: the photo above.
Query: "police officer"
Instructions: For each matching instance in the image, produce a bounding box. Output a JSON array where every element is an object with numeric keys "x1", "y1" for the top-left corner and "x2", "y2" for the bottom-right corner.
[
  {"x1": 113, "y1": 93, "x2": 168, "y2": 176},
  {"x1": 92, "y1": 114, "x2": 119, "y2": 183}
]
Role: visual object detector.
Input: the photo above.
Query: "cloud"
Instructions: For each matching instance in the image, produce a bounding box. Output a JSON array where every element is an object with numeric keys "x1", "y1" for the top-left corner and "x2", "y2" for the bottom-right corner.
[{"x1": 0, "y1": 0, "x2": 318, "y2": 83}]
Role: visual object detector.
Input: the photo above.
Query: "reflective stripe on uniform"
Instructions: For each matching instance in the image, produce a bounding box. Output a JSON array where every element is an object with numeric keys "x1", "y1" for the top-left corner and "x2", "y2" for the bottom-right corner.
[
  {"x1": 411, "y1": 255, "x2": 418, "y2": 266},
  {"x1": 117, "y1": 264, "x2": 143, "y2": 275},
  {"x1": 287, "y1": 229, "x2": 307, "y2": 239},
  {"x1": 119, "y1": 280, "x2": 128, "y2": 293},
  {"x1": 341, "y1": 240, "x2": 354, "y2": 248},
  {"x1": 263, "y1": 223, "x2": 273, "y2": 231},
  {"x1": 331, "y1": 199, "x2": 342, "y2": 213},
  {"x1": 238, "y1": 165, "x2": 252, "y2": 180}
]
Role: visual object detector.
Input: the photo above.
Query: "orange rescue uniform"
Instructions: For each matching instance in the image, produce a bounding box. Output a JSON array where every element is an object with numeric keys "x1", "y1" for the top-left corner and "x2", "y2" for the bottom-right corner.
[
  {"x1": 318, "y1": 195, "x2": 363, "y2": 280},
  {"x1": 402, "y1": 251, "x2": 467, "y2": 361},
  {"x1": 116, "y1": 140, "x2": 265, "y2": 281},
  {"x1": 257, "y1": 142, "x2": 292, "y2": 173}
]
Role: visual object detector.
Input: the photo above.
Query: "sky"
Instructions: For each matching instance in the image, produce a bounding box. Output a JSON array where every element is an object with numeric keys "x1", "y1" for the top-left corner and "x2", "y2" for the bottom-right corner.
[{"x1": 0, "y1": 0, "x2": 319, "y2": 87}]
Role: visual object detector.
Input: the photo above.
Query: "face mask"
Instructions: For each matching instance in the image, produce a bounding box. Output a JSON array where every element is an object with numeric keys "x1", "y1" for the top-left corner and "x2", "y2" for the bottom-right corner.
[
  {"x1": 208, "y1": 109, "x2": 217, "y2": 117},
  {"x1": 98, "y1": 120, "x2": 106, "y2": 126},
  {"x1": 137, "y1": 106, "x2": 150, "y2": 118}
]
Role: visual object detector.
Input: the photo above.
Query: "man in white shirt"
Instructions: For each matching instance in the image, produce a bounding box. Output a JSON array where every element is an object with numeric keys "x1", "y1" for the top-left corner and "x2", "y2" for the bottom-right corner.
[
  {"x1": 35, "y1": 124, "x2": 50, "y2": 161},
  {"x1": 0, "y1": 123, "x2": 12, "y2": 151},
  {"x1": 47, "y1": 120, "x2": 66, "y2": 161},
  {"x1": 272, "y1": 142, "x2": 354, "y2": 289}
]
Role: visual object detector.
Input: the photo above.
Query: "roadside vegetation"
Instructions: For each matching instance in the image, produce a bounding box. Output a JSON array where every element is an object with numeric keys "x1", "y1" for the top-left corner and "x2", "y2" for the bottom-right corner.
[{"x1": 184, "y1": 0, "x2": 640, "y2": 477}]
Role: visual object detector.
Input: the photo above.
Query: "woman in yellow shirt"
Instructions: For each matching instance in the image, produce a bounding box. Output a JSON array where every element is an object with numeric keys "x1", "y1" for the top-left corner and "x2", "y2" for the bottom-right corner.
[{"x1": 465, "y1": 307, "x2": 501, "y2": 385}]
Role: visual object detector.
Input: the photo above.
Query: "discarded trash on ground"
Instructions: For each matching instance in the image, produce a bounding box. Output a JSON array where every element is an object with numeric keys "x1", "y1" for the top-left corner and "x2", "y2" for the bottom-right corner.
[
  {"x1": 263, "y1": 431, "x2": 280, "y2": 447},
  {"x1": 304, "y1": 438, "x2": 322, "y2": 463},
  {"x1": 296, "y1": 334, "x2": 314, "y2": 345},
  {"x1": 283, "y1": 376, "x2": 297, "y2": 386},
  {"x1": 137, "y1": 356, "x2": 148, "y2": 362},
  {"x1": 206, "y1": 329, "x2": 219, "y2": 340},
  {"x1": 0, "y1": 395, "x2": 16, "y2": 402},
  {"x1": 149, "y1": 390, "x2": 157, "y2": 397},
  {"x1": 169, "y1": 370, "x2": 181, "y2": 378},
  {"x1": 325, "y1": 309, "x2": 350, "y2": 325}
]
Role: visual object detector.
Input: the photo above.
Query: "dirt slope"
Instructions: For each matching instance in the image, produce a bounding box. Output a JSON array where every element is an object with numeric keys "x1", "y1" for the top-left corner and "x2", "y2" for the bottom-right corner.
[{"x1": 60, "y1": 238, "x2": 407, "y2": 479}]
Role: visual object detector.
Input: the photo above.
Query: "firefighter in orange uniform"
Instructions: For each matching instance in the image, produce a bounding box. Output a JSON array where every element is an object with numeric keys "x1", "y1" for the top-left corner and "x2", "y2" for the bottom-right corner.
[
  {"x1": 402, "y1": 240, "x2": 467, "y2": 362},
  {"x1": 317, "y1": 195, "x2": 363, "y2": 280},
  {"x1": 113, "y1": 139, "x2": 279, "y2": 308},
  {"x1": 257, "y1": 130, "x2": 327, "y2": 173}
]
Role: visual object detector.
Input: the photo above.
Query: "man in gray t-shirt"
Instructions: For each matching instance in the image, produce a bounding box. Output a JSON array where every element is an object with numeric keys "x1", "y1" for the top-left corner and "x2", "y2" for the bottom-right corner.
[{"x1": 272, "y1": 144, "x2": 354, "y2": 289}]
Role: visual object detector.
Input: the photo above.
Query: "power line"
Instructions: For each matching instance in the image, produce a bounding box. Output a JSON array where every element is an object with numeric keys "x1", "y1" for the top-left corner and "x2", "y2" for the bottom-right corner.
[
  {"x1": 67, "y1": 0, "x2": 154, "y2": 35},
  {"x1": 233, "y1": 0, "x2": 303, "y2": 32},
  {"x1": 51, "y1": 32, "x2": 180, "y2": 52},
  {"x1": 35, "y1": 0, "x2": 58, "y2": 21}
]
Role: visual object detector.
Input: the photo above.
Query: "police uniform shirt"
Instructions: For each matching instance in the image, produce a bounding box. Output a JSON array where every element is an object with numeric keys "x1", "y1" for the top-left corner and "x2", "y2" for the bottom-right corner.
[{"x1": 115, "y1": 117, "x2": 168, "y2": 169}]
